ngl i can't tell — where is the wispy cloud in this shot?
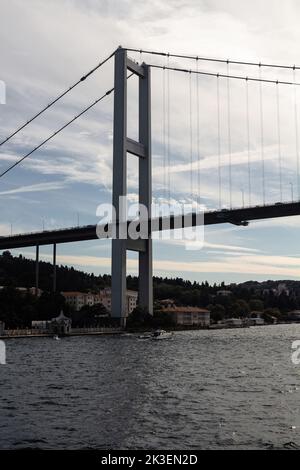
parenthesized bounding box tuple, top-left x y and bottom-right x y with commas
(19, 250, 300, 279)
(1, 0, 300, 281)
(0, 181, 67, 196)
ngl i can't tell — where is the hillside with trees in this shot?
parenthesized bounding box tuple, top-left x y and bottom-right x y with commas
(0, 251, 300, 328)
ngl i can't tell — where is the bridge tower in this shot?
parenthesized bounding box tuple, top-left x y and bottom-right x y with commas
(111, 47, 153, 326)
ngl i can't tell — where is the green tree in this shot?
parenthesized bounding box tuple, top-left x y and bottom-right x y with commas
(210, 304, 226, 322)
(126, 306, 153, 328)
(231, 299, 250, 318)
(249, 299, 264, 312)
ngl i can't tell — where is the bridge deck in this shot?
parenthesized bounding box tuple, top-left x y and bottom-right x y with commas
(0, 202, 299, 250)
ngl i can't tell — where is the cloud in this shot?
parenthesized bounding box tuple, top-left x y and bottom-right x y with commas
(160, 237, 260, 253)
(1, 0, 300, 281)
(17, 249, 300, 279)
(0, 181, 66, 196)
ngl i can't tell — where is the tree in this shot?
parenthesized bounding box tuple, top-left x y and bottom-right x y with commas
(231, 299, 250, 318)
(210, 304, 226, 322)
(152, 310, 176, 328)
(72, 303, 109, 327)
(262, 308, 281, 324)
(126, 306, 153, 328)
(249, 299, 264, 312)
(36, 292, 66, 320)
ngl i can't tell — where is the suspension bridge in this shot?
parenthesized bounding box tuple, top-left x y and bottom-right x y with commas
(1, 46, 300, 325)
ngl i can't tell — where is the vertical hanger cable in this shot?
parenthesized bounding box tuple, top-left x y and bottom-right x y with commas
(276, 83, 283, 202)
(167, 55, 171, 203)
(227, 62, 232, 208)
(196, 59, 201, 208)
(293, 68, 300, 201)
(246, 79, 252, 206)
(217, 76, 222, 209)
(259, 65, 266, 205)
(162, 67, 166, 201)
(189, 72, 193, 205)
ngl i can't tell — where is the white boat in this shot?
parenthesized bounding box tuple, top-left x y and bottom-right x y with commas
(138, 333, 152, 340)
(151, 330, 173, 340)
(53, 335, 60, 341)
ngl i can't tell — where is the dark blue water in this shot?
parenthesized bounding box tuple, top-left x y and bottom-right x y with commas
(1, 325, 300, 450)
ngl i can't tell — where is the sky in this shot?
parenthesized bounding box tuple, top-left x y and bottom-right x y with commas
(1, 0, 300, 283)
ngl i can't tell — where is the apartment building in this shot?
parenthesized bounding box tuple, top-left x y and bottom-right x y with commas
(161, 300, 210, 327)
(62, 288, 138, 314)
(99, 288, 138, 316)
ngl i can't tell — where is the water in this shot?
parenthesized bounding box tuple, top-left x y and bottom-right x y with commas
(1, 325, 300, 450)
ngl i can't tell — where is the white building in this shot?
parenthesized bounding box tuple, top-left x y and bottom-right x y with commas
(248, 311, 265, 326)
(248, 317, 265, 326)
(62, 292, 89, 311)
(99, 288, 138, 316)
(0, 286, 42, 297)
(161, 303, 210, 327)
(51, 311, 72, 336)
(62, 288, 138, 315)
(32, 320, 51, 330)
(217, 290, 233, 297)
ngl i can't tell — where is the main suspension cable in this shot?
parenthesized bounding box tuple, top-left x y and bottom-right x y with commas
(148, 64, 300, 86)
(125, 47, 300, 71)
(0, 50, 116, 147)
(0, 80, 123, 179)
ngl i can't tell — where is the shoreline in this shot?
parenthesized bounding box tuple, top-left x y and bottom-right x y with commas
(0, 330, 124, 340)
(1, 321, 299, 340)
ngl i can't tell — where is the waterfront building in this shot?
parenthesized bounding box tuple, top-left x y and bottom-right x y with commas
(50, 311, 72, 335)
(222, 318, 243, 328)
(0, 286, 43, 297)
(247, 317, 265, 326)
(160, 303, 210, 327)
(286, 310, 300, 323)
(247, 311, 265, 326)
(32, 320, 51, 330)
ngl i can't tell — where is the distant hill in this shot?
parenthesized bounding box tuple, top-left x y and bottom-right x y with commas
(0, 251, 110, 292)
(1, 251, 300, 328)
(238, 280, 300, 294)
(1, 250, 300, 307)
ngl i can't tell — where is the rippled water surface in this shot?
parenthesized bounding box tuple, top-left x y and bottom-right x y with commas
(1, 325, 300, 449)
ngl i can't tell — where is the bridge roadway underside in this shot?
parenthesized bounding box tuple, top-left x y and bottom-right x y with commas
(0, 202, 299, 250)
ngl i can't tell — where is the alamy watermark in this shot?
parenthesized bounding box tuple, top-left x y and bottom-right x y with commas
(96, 198, 204, 251)
(0, 341, 6, 365)
(0, 80, 6, 104)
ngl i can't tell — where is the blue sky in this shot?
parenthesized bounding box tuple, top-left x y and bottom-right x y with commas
(1, 0, 300, 283)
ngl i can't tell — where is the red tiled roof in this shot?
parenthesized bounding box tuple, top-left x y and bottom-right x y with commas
(61, 292, 86, 296)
